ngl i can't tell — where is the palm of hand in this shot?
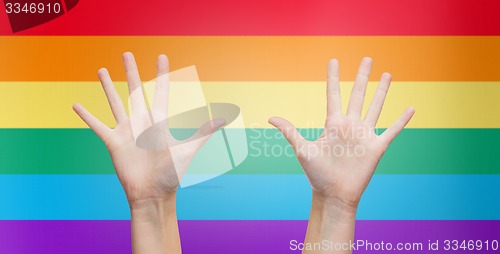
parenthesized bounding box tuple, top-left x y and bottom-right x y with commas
(299, 116, 385, 206)
(104, 119, 180, 203)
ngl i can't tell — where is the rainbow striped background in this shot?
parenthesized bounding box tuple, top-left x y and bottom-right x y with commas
(1, 0, 500, 253)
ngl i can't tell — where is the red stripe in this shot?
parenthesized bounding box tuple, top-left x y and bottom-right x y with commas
(60, 0, 68, 13)
(1, 0, 499, 35)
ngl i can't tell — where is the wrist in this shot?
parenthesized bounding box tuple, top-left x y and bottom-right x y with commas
(129, 193, 181, 253)
(312, 192, 358, 221)
(128, 190, 177, 209)
(130, 194, 177, 224)
(304, 192, 358, 247)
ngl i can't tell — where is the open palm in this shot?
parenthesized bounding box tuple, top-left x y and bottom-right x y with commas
(73, 52, 224, 206)
(270, 57, 414, 208)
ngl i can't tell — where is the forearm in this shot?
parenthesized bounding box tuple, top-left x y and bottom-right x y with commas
(303, 193, 357, 254)
(130, 195, 181, 254)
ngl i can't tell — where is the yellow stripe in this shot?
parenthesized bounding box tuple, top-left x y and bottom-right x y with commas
(1, 82, 499, 128)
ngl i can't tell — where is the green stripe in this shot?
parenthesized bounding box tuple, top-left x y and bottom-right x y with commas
(221, 129, 236, 168)
(0, 128, 498, 174)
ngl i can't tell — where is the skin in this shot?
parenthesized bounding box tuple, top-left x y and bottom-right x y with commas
(269, 57, 415, 253)
(73, 52, 224, 254)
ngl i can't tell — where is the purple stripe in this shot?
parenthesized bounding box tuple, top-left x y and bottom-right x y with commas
(0, 220, 499, 253)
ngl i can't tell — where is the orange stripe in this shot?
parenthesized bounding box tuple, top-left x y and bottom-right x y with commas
(1, 36, 499, 81)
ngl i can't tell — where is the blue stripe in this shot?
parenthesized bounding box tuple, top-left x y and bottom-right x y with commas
(0, 174, 498, 220)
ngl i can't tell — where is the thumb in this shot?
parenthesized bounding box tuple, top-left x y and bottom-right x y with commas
(183, 118, 226, 150)
(268, 117, 305, 150)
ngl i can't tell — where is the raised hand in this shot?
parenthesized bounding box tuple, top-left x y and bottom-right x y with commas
(73, 52, 224, 254)
(270, 57, 414, 253)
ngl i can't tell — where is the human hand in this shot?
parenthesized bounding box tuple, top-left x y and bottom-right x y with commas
(269, 57, 414, 211)
(73, 52, 225, 208)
